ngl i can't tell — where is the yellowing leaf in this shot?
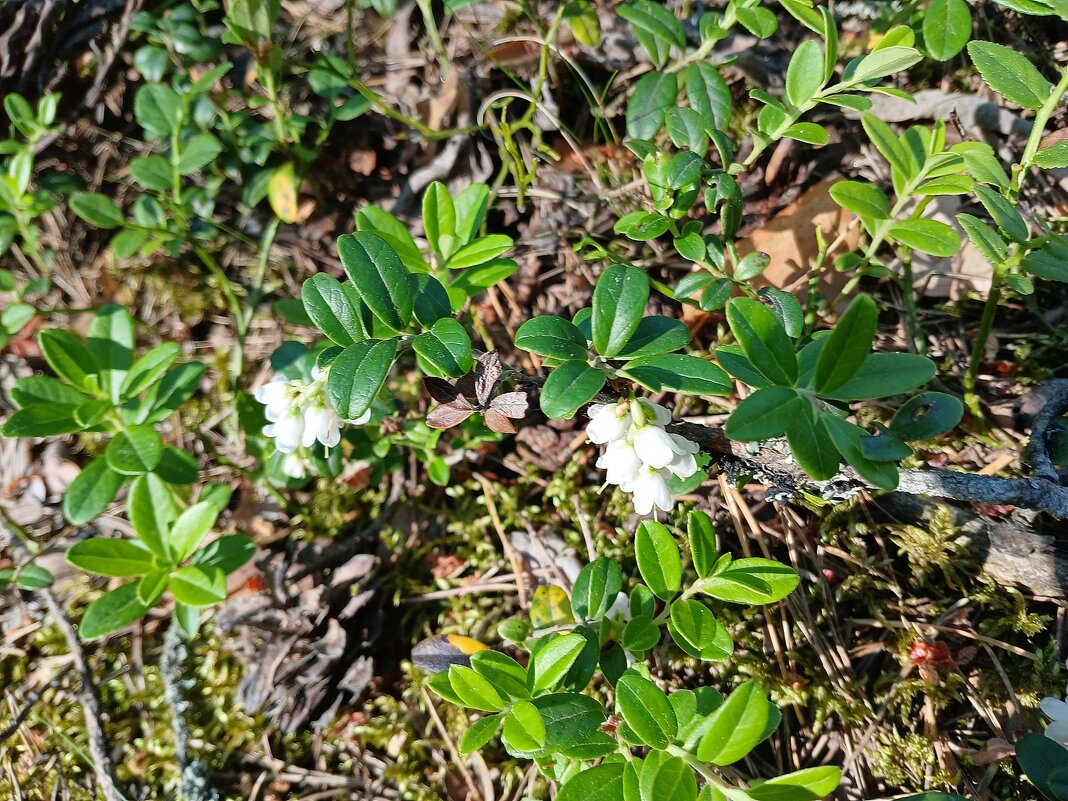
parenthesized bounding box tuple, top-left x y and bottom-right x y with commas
(268, 162, 299, 223)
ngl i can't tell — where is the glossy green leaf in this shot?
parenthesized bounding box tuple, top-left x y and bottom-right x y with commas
(747, 766, 842, 801)
(592, 264, 649, 358)
(635, 520, 682, 600)
(448, 664, 506, 712)
(337, 232, 413, 331)
(106, 425, 164, 475)
(814, 294, 877, 393)
(539, 359, 605, 419)
(38, 328, 98, 391)
(973, 184, 1029, 243)
(824, 352, 936, 399)
(686, 62, 732, 131)
(957, 213, 1009, 264)
(851, 46, 923, 82)
(529, 632, 587, 693)
(459, 715, 500, 754)
(168, 501, 219, 563)
(67, 538, 156, 577)
(668, 599, 733, 660)
(688, 510, 718, 579)
(423, 181, 457, 257)
(502, 700, 546, 752)
(785, 405, 840, 480)
(888, 218, 961, 256)
(617, 316, 691, 358)
(470, 650, 529, 700)
(627, 71, 678, 140)
(622, 615, 661, 651)
(622, 354, 731, 395)
(616, 674, 676, 748)
(725, 298, 797, 386)
(70, 193, 124, 229)
(725, 386, 803, 441)
(697, 681, 770, 765)
(515, 315, 588, 360)
(786, 40, 825, 107)
(192, 535, 256, 575)
(557, 763, 626, 801)
(890, 391, 964, 440)
(121, 343, 182, 398)
(327, 338, 397, 420)
(413, 318, 473, 378)
(302, 273, 370, 346)
(177, 133, 223, 174)
(64, 459, 125, 525)
(80, 582, 149, 639)
(168, 564, 226, 607)
(571, 557, 622, 621)
(923, 0, 972, 60)
(128, 473, 177, 560)
(829, 180, 890, 220)
(639, 751, 697, 801)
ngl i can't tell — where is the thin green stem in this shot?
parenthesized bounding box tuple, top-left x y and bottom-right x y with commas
(964, 261, 1008, 418)
(1013, 66, 1068, 197)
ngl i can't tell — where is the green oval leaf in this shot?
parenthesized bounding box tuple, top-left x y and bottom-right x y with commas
(67, 538, 157, 577)
(968, 40, 1052, 110)
(539, 359, 606, 419)
(725, 386, 803, 441)
(814, 294, 877, 393)
(616, 674, 677, 748)
(64, 459, 125, 526)
(621, 353, 731, 395)
(697, 681, 770, 765)
(337, 232, 413, 331)
(923, 0, 972, 61)
(592, 265, 649, 358)
(327, 338, 398, 420)
(168, 564, 227, 607)
(635, 520, 682, 600)
(413, 318, 473, 378)
(105, 425, 164, 475)
(80, 582, 150, 640)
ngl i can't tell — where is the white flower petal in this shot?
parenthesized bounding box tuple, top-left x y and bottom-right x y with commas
(1046, 719, 1068, 746)
(630, 468, 673, 515)
(586, 402, 630, 444)
(598, 440, 643, 487)
(632, 425, 678, 469)
(1040, 697, 1068, 722)
(282, 453, 309, 479)
(271, 410, 305, 453)
(666, 449, 698, 479)
(635, 399, 672, 427)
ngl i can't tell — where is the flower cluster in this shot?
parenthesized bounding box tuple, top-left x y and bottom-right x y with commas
(254, 366, 370, 476)
(586, 398, 700, 515)
(1041, 660, 1068, 747)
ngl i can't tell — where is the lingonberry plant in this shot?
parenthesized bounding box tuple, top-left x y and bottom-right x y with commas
(4, 0, 1068, 797)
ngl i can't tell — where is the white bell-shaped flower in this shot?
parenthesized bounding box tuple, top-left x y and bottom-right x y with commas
(255, 376, 293, 423)
(627, 466, 675, 515)
(597, 439, 644, 487)
(282, 451, 313, 479)
(584, 395, 701, 516)
(1041, 695, 1068, 746)
(632, 424, 681, 469)
(265, 407, 305, 453)
(302, 403, 343, 449)
(586, 402, 631, 444)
